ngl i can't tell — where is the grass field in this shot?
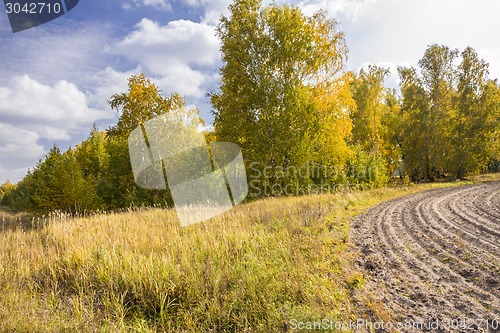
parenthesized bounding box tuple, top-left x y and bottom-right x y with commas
(0, 176, 497, 332)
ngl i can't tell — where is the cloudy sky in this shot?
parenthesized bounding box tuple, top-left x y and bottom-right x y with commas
(0, 0, 499, 183)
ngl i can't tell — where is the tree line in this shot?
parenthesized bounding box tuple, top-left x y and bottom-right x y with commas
(1, 0, 499, 214)
(1, 75, 184, 213)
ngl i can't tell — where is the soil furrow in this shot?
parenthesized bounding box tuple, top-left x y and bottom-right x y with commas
(351, 182, 500, 333)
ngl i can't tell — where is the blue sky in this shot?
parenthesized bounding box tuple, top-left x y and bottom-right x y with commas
(1, 0, 499, 183)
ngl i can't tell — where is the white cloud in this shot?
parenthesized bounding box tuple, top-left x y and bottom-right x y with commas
(307, 0, 500, 83)
(0, 124, 44, 160)
(478, 48, 500, 83)
(296, 0, 379, 22)
(181, 0, 231, 24)
(0, 76, 115, 182)
(115, 19, 219, 67)
(0, 75, 112, 140)
(0, 124, 45, 182)
(123, 0, 172, 11)
(87, 66, 142, 113)
(357, 61, 408, 90)
(0, 165, 30, 184)
(0, 22, 112, 87)
(143, 0, 171, 10)
(154, 65, 208, 98)
(110, 18, 220, 98)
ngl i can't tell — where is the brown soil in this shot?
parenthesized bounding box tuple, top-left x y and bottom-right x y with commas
(351, 182, 500, 333)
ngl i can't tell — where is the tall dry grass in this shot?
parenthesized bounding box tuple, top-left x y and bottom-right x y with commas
(0, 178, 486, 332)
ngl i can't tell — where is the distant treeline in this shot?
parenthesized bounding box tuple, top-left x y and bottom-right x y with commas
(1, 0, 499, 214)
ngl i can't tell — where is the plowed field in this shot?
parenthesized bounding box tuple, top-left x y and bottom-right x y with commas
(352, 182, 500, 332)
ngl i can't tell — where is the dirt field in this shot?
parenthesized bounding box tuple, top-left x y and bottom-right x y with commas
(351, 181, 499, 332)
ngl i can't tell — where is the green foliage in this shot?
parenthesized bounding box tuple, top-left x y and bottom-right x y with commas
(399, 45, 499, 180)
(398, 66, 429, 180)
(7, 146, 97, 214)
(399, 45, 458, 180)
(451, 47, 497, 178)
(381, 90, 404, 176)
(350, 65, 402, 179)
(350, 65, 390, 155)
(212, 0, 356, 195)
(345, 146, 389, 188)
(483, 80, 500, 172)
(0, 181, 16, 206)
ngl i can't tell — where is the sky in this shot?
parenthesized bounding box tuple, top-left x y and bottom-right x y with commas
(0, 0, 499, 183)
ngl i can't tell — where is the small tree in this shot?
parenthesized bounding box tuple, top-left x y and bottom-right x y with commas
(107, 74, 185, 139)
(104, 74, 202, 208)
(350, 65, 390, 156)
(452, 47, 493, 178)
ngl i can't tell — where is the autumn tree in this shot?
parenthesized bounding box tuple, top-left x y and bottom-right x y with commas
(350, 65, 390, 155)
(418, 45, 458, 179)
(398, 66, 428, 179)
(451, 47, 495, 178)
(105, 74, 201, 207)
(4, 145, 95, 213)
(211, 0, 354, 193)
(398, 45, 457, 180)
(399, 45, 498, 180)
(381, 89, 404, 176)
(0, 181, 16, 207)
(482, 80, 500, 172)
(108, 74, 186, 139)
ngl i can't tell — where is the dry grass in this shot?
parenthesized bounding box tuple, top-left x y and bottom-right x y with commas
(0, 176, 493, 332)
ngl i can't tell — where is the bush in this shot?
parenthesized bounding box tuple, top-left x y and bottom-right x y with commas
(345, 147, 389, 188)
